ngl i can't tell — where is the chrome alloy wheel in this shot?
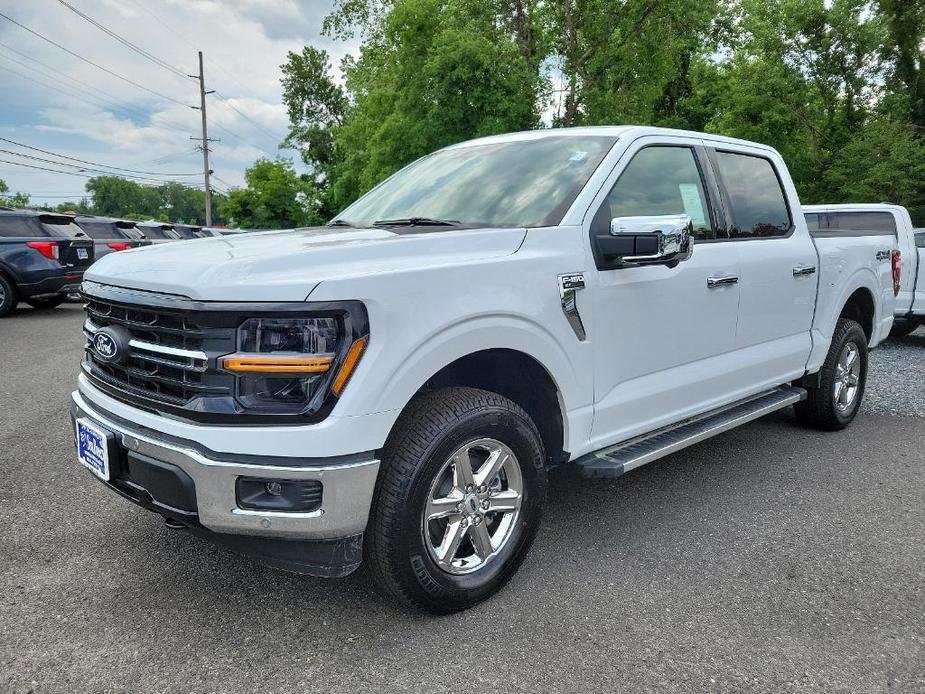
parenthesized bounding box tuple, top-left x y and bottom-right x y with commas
(833, 341, 862, 412)
(0, 282, 5, 304)
(422, 438, 523, 575)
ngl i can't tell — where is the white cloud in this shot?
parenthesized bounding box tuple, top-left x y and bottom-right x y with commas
(0, 0, 358, 203)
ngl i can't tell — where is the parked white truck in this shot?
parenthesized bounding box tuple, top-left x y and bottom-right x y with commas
(804, 204, 923, 336)
(72, 127, 900, 612)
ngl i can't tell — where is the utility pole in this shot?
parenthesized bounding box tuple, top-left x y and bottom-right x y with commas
(190, 51, 217, 226)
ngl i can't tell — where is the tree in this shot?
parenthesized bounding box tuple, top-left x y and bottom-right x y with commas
(218, 159, 320, 229)
(282, 0, 544, 214)
(0, 178, 31, 208)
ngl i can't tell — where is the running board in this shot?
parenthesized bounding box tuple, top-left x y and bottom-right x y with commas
(576, 386, 807, 479)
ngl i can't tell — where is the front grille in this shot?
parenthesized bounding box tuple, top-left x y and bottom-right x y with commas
(82, 293, 237, 408)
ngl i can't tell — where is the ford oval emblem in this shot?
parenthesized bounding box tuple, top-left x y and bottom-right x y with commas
(93, 330, 121, 362)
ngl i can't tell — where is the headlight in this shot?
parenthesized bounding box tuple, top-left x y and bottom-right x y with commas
(220, 314, 368, 415)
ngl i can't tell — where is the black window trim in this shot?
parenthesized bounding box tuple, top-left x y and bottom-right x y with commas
(588, 143, 721, 270)
(702, 147, 795, 243)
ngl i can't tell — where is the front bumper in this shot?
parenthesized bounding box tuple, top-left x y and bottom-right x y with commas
(70, 389, 380, 576)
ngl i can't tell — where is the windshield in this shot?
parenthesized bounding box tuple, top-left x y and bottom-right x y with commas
(336, 134, 617, 229)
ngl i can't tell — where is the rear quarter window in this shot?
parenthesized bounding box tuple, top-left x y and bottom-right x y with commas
(915, 232, 925, 249)
(0, 216, 48, 238)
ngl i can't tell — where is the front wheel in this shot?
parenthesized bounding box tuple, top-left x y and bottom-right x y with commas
(25, 296, 66, 310)
(366, 387, 547, 613)
(795, 318, 868, 431)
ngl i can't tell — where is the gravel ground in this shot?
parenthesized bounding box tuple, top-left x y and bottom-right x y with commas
(1, 304, 924, 694)
(865, 325, 925, 417)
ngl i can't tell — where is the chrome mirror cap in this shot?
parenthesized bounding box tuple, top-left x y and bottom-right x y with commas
(609, 214, 694, 266)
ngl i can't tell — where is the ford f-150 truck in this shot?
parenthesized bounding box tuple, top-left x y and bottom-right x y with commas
(71, 127, 899, 613)
(804, 204, 923, 336)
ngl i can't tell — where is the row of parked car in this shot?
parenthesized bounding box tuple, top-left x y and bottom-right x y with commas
(0, 209, 246, 317)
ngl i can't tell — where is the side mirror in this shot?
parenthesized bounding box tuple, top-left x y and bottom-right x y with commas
(597, 214, 694, 267)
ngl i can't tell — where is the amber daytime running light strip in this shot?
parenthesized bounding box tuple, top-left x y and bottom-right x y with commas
(221, 354, 335, 374)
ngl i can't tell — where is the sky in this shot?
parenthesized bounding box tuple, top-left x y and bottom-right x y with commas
(0, 0, 357, 205)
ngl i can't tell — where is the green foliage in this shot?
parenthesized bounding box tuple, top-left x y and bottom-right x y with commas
(282, 0, 544, 216)
(218, 159, 320, 229)
(82, 176, 223, 224)
(0, 178, 31, 208)
(269, 0, 925, 224)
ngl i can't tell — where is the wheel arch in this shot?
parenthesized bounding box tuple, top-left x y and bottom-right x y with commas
(839, 286, 875, 342)
(400, 348, 567, 467)
(349, 315, 582, 468)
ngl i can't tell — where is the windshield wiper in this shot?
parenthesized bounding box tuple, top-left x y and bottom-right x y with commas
(326, 219, 356, 227)
(373, 217, 460, 227)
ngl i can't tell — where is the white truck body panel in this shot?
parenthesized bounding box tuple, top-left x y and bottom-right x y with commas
(77, 128, 898, 507)
(804, 203, 920, 321)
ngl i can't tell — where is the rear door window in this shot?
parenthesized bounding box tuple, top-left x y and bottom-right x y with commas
(713, 151, 792, 238)
(0, 215, 48, 237)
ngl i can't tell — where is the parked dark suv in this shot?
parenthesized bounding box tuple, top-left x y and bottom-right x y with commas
(75, 216, 151, 259)
(0, 210, 95, 317)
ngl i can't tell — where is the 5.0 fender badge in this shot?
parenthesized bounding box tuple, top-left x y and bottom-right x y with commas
(558, 273, 586, 341)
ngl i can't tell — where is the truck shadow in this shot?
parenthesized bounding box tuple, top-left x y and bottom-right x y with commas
(114, 407, 839, 629)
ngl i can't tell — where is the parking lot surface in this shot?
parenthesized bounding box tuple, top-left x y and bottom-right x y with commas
(1, 304, 923, 693)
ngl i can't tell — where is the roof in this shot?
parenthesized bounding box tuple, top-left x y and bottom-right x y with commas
(445, 125, 780, 155)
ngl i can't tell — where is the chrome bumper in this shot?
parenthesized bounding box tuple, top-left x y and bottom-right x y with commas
(71, 390, 380, 540)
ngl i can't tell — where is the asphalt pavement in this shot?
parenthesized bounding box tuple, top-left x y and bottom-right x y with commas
(1, 303, 923, 693)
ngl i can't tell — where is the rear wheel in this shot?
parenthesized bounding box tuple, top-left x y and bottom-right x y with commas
(25, 296, 65, 310)
(0, 274, 17, 318)
(795, 318, 868, 431)
(366, 387, 547, 613)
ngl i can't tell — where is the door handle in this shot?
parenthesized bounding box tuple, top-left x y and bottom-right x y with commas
(707, 275, 739, 288)
(792, 265, 817, 276)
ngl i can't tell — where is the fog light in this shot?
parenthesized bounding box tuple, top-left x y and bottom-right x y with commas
(236, 477, 323, 512)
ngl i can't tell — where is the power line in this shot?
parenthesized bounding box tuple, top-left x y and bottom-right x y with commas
(212, 90, 286, 143)
(0, 9, 193, 107)
(0, 151, 202, 185)
(0, 136, 200, 176)
(0, 46, 194, 136)
(54, 0, 191, 80)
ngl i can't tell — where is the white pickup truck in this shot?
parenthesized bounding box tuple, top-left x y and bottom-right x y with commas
(71, 127, 899, 613)
(804, 204, 923, 336)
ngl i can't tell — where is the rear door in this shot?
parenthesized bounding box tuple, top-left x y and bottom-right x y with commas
(708, 147, 817, 389)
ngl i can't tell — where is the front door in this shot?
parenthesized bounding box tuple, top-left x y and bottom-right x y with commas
(586, 137, 741, 450)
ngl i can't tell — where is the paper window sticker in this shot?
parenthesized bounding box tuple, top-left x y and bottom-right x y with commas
(678, 183, 707, 227)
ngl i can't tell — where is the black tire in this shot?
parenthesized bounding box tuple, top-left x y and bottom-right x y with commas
(890, 318, 922, 338)
(366, 387, 547, 613)
(25, 296, 65, 310)
(0, 274, 17, 318)
(794, 318, 868, 431)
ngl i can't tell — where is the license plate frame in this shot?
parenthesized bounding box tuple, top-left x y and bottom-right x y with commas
(76, 417, 112, 481)
(76, 248, 89, 260)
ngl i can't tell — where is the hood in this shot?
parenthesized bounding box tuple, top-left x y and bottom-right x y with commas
(84, 225, 527, 301)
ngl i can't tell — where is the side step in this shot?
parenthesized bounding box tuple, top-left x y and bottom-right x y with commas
(575, 386, 807, 479)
